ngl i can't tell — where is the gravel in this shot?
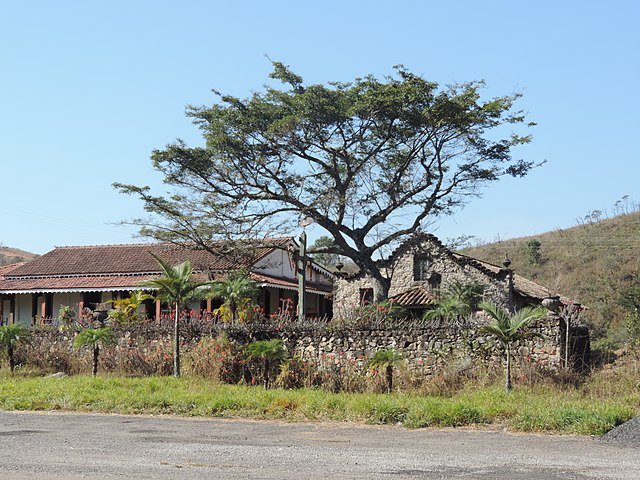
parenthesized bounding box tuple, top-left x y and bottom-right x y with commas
(600, 416, 640, 448)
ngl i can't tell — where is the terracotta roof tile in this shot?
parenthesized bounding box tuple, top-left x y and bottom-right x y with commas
(0, 274, 159, 293)
(5, 239, 293, 278)
(388, 285, 438, 307)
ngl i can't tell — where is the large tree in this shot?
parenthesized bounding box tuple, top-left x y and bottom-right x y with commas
(116, 63, 537, 300)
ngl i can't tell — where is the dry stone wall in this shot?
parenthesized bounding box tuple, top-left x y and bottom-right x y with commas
(20, 314, 565, 376)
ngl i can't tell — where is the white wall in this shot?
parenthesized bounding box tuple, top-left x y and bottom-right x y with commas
(254, 249, 295, 278)
(14, 294, 32, 326)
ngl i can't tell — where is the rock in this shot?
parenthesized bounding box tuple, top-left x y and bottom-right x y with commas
(45, 372, 67, 379)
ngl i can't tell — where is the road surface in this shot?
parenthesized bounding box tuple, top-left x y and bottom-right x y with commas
(0, 411, 637, 479)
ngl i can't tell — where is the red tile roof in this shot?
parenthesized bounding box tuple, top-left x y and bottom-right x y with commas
(0, 239, 298, 294)
(388, 285, 438, 307)
(5, 239, 293, 277)
(0, 274, 160, 293)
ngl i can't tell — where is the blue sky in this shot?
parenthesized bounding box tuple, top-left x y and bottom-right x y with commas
(1, 1, 638, 254)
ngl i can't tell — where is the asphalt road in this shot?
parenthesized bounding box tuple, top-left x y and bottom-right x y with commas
(0, 411, 638, 480)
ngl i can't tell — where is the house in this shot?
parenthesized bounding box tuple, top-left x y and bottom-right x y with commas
(334, 233, 578, 313)
(0, 238, 333, 326)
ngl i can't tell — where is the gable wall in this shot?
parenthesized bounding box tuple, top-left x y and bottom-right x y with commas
(334, 238, 511, 311)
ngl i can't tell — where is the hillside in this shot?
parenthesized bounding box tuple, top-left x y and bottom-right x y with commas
(0, 246, 37, 267)
(460, 211, 640, 344)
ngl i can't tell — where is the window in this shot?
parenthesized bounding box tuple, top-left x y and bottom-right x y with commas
(413, 254, 431, 281)
(359, 288, 374, 305)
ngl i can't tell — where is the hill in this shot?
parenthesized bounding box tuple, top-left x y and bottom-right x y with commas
(0, 246, 37, 267)
(460, 211, 640, 345)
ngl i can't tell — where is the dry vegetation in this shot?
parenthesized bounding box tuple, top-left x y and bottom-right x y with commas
(461, 209, 640, 346)
(0, 246, 37, 267)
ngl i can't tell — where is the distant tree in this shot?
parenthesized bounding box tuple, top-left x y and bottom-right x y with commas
(116, 62, 538, 301)
(524, 239, 542, 265)
(141, 255, 209, 377)
(309, 236, 339, 267)
(73, 327, 115, 377)
(0, 324, 31, 374)
(479, 302, 547, 392)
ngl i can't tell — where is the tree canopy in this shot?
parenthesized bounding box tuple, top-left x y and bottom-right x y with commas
(116, 62, 537, 300)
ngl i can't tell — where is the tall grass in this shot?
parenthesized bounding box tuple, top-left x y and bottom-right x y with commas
(1, 366, 637, 436)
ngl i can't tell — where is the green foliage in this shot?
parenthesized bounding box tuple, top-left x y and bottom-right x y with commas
(479, 303, 547, 392)
(0, 370, 637, 436)
(309, 235, 339, 267)
(58, 305, 78, 332)
(626, 308, 640, 358)
(446, 280, 485, 310)
(73, 327, 116, 377)
(107, 291, 155, 325)
(524, 238, 542, 265)
(116, 62, 536, 302)
(141, 254, 211, 377)
(423, 281, 485, 324)
(209, 270, 258, 323)
(423, 296, 472, 324)
(246, 339, 288, 388)
(0, 324, 32, 373)
(368, 348, 405, 393)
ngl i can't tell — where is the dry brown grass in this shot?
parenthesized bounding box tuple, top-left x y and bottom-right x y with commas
(461, 211, 640, 345)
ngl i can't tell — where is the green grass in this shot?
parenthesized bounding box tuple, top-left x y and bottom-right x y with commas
(1, 370, 638, 436)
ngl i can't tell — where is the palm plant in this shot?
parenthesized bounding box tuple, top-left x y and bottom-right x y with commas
(245, 339, 288, 388)
(141, 254, 209, 377)
(423, 281, 485, 324)
(423, 296, 471, 324)
(447, 280, 485, 311)
(368, 348, 405, 393)
(73, 327, 115, 377)
(478, 302, 547, 392)
(107, 291, 155, 325)
(0, 324, 32, 373)
(209, 270, 258, 323)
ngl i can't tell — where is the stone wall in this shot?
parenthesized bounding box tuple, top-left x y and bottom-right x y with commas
(281, 315, 562, 372)
(20, 314, 565, 375)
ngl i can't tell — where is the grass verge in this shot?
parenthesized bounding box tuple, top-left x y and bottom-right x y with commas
(1, 371, 638, 435)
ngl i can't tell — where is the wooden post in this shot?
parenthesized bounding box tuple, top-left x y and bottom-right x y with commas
(9, 296, 15, 325)
(206, 298, 212, 313)
(40, 298, 47, 325)
(155, 299, 162, 324)
(297, 230, 307, 322)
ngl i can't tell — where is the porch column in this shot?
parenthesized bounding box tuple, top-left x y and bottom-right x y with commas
(155, 299, 161, 323)
(40, 297, 47, 325)
(0, 297, 4, 326)
(9, 296, 15, 325)
(31, 293, 38, 326)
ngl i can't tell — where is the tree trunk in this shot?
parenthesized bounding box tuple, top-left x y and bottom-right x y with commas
(173, 302, 180, 377)
(8, 345, 15, 374)
(505, 347, 512, 392)
(263, 357, 270, 389)
(92, 345, 99, 377)
(371, 275, 391, 303)
(385, 365, 393, 393)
